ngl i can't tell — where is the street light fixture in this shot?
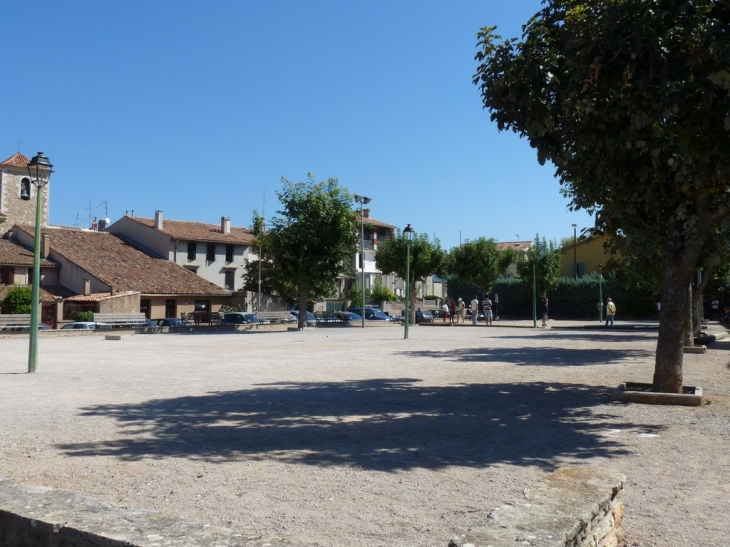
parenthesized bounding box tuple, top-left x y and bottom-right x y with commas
(598, 263, 604, 322)
(403, 224, 414, 339)
(353, 194, 371, 329)
(24, 152, 53, 374)
(572, 223, 577, 280)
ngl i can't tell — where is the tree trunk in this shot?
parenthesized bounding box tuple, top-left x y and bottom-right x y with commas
(653, 241, 702, 393)
(297, 289, 309, 329)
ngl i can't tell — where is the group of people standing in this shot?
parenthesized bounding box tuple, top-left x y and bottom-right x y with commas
(439, 295, 496, 325)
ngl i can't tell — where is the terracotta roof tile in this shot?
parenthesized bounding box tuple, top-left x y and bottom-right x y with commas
(496, 241, 532, 251)
(0, 285, 61, 303)
(0, 238, 56, 267)
(65, 290, 140, 302)
(129, 217, 255, 244)
(0, 152, 30, 168)
(18, 226, 229, 296)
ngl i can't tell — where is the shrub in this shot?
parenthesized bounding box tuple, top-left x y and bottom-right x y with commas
(74, 311, 94, 322)
(1, 287, 32, 314)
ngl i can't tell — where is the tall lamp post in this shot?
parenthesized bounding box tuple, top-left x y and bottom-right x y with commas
(572, 223, 577, 280)
(24, 152, 54, 374)
(353, 194, 371, 329)
(598, 263, 604, 322)
(403, 224, 414, 339)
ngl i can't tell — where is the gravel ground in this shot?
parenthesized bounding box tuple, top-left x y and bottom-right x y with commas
(1, 322, 729, 547)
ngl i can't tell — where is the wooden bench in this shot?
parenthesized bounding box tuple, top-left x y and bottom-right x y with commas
(257, 311, 295, 323)
(0, 314, 32, 327)
(93, 313, 147, 328)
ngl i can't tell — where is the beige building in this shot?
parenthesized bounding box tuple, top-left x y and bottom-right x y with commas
(0, 152, 50, 231)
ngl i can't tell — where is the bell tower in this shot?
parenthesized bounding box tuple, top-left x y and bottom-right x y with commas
(0, 152, 50, 233)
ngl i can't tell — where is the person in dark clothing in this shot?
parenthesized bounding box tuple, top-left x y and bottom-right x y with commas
(541, 297, 549, 327)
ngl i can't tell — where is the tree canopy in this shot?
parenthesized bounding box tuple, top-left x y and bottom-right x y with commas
(375, 230, 447, 322)
(515, 235, 562, 299)
(474, 0, 730, 392)
(248, 174, 358, 328)
(450, 237, 516, 296)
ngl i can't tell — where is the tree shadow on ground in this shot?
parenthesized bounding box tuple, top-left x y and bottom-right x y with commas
(493, 332, 656, 343)
(58, 379, 661, 471)
(398, 346, 653, 366)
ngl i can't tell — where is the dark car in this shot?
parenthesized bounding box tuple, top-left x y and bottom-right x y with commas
(155, 318, 194, 328)
(290, 310, 317, 327)
(348, 308, 394, 321)
(415, 310, 434, 324)
(2, 322, 53, 332)
(219, 312, 261, 325)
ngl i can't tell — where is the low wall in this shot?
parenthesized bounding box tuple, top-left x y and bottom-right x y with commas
(0, 478, 303, 547)
(449, 467, 626, 547)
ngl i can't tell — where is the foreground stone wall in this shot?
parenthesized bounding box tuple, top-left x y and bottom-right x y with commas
(0, 479, 305, 547)
(449, 467, 626, 547)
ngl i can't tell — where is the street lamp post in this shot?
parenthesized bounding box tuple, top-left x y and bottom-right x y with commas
(24, 152, 53, 374)
(572, 223, 577, 280)
(403, 224, 414, 339)
(598, 263, 604, 322)
(353, 194, 371, 329)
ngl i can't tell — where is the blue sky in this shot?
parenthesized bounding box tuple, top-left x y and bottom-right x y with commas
(4, 1, 593, 251)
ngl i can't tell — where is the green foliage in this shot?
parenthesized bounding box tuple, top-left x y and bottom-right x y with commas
(474, 0, 730, 390)
(515, 235, 562, 298)
(443, 276, 481, 302)
(449, 237, 516, 294)
(347, 283, 371, 308)
(245, 174, 358, 326)
(1, 286, 31, 314)
(370, 279, 398, 303)
(493, 274, 656, 319)
(74, 310, 94, 322)
(376, 230, 447, 320)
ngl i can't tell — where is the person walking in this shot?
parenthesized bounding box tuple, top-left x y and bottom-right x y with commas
(541, 297, 549, 327)
(605, 298, 616, 326)
(482, 294, 493, 326)
(442, 301, 449, 324)
(470, 295, 480, 325)
(449, 298, 457, 325)
(457, 298, 465, 323)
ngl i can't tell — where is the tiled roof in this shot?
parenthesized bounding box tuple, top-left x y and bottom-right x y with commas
(65, 290, 140, 302)
(0, 152, 30, 168)
(18, 226, 229, 296)
(0, 238, 56, 267)
(496, 241, 532, 252)
(128, 217, 255, 244)
(0, 285, 61, 303)
(360, 214, 394, 229)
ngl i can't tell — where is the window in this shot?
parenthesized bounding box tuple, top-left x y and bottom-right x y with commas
(225, 244, 234, 263)
(165, 299, 176, 318)
(225, 271, 235, 290)
(187, 241, 196, 260)
(206, 243, 216, 262)
(0, 267, 12, 285)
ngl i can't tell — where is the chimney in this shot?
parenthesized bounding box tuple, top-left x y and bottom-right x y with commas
(83, 279, 91, 296)
(98, 218, 107, 230)
(363, 209, 371, 219)
(154, 210, 163, 229)
(221, 216, 231, 234)
(41, 233, 50, 259)
(110, 285, 116, 296)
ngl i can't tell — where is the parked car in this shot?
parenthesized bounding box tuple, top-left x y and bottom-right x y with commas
(218, 312, 261, 325)
(340, 311, 363, 322)
(349, 308, 395, 321)
(2, 323, 53, 332)
(155, 318, 194, 328)
(415, 310, 434, 324)
(60, 322, 112, 330)
(290, 309, 317, 327)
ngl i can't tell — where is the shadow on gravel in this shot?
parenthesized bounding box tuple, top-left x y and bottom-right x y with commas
(58, 379, 661, 471)
(399, 346, 653, 366)
(493, 332, 656, 343)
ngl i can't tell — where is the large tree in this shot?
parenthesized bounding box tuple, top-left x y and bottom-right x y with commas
(375, 230, 447, 324)
(251, 174, 358, 328)
(450, 237, 516, 296)
(474, 0, 730, 392)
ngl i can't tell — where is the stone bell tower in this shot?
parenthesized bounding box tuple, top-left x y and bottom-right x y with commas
(0, 152, 51, 234)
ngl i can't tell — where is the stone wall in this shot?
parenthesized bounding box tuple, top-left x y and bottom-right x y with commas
(0, 478, 304, 547)
(449, 467, 625, 547)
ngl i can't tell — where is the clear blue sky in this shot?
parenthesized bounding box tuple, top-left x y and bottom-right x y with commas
(4, 1, 593, 251)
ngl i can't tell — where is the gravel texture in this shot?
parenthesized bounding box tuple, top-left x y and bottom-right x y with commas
(1, 321, 729, 547)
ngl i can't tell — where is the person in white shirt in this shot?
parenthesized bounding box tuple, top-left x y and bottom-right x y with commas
(470, 296, 480, 325)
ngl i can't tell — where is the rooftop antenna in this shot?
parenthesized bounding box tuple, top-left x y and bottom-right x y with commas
(73, 213, 81, 227)
(96, 200, 110, 223)
(85, 201, 93, 228)
(515, 234, 519, 241)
